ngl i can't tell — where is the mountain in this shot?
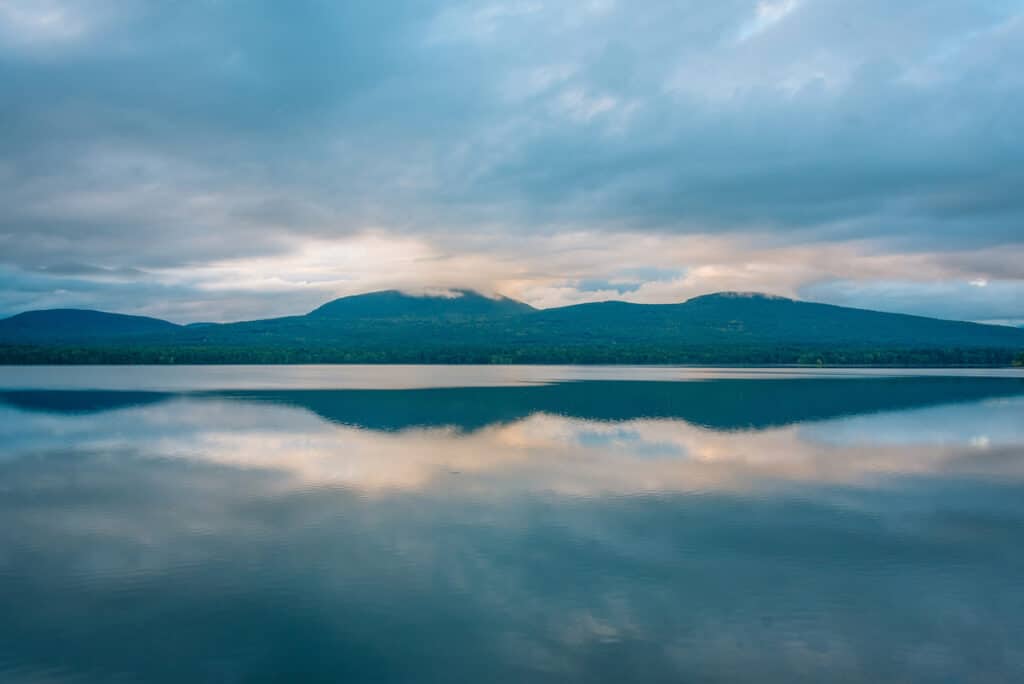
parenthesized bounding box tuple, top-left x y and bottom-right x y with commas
(2, 290, 1023, 365)
(308, 289, 534, 319)
(520, 291, 1024, 349)
(670, 292, 1024, 348)
(0, 309, 180, 343)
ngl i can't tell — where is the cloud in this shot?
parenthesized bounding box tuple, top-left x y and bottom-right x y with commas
(0, 0, 1021, 321)
(0, 0, 100, 50)
(735, 0, 801, 43)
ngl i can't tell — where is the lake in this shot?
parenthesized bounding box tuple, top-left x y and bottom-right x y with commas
(2, 366, 1023, 682)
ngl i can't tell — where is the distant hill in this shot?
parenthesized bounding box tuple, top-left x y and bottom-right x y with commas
(507, 291, 1024, 349)
(308, 289, 534, 319)
(1, 290, 1023, 365)
(0, 309, 180, 343)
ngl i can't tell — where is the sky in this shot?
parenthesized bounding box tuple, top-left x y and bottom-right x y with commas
(0, 0, 1022, 324)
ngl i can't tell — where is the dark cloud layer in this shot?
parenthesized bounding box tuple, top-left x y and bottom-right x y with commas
(0, 1, 1021, 321)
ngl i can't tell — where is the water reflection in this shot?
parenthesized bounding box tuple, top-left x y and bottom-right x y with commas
(1, 377, 1023, 682)
(4, 375, 1023, 430)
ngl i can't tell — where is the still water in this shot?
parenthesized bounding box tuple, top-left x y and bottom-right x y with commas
(1, 367, 1023, 682)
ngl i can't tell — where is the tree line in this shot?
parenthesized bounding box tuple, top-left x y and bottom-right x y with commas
(1, 344, 1021, 366)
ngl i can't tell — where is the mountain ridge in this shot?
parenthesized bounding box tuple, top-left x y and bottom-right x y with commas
(307, 289, 535, 320)
(0, 308, 181, 342)
(1, 289, 1022, 365)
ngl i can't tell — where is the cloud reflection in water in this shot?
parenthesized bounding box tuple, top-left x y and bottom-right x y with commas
(1, 378, 1023, 682)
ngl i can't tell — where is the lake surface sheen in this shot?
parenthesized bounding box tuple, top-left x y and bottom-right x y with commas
(2, 366, 1023, 683)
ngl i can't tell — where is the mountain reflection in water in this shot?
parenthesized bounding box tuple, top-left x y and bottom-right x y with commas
(1, 374, 1022, 682)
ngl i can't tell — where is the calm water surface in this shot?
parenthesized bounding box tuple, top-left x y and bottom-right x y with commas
(1, 366, 1023, 682)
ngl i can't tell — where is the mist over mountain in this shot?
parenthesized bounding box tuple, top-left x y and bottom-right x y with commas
(1, 290, 1022, 365)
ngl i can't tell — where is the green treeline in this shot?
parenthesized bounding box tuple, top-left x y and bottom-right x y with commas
(0, 344, 1019, 366)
